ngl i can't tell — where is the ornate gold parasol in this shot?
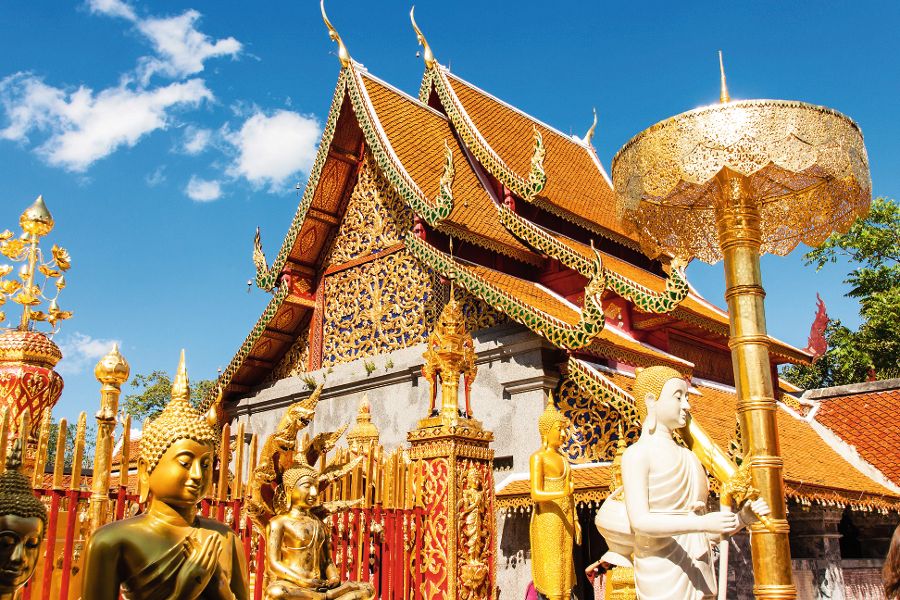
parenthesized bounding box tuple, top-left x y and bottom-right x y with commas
(611, 55, 871, 600)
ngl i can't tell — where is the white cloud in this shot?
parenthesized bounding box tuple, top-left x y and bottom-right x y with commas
(145, 165, 166, 186)
(185, 175, 222, 202)
(136, 10, 241, 83)
(181, 125, 211, 155)
(86, 0, 136, 21)
(226, 110, 320, 190)
(0, 73, 213, 172)
(57, 332, 122, 375)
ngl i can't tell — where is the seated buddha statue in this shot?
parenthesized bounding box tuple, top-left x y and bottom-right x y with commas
(265, 460, 374, 600)
(528, 396, 580, 600)
(0, 440, 47, 600)
(82, 351, 248, 600)
(620, 366, 768, 600)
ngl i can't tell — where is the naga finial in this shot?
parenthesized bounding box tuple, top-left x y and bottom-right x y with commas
(410, 6, 435, 69)
(320, 0, 350, 68)
(718, 50, 730, 103)
(583, 107, 598, 145)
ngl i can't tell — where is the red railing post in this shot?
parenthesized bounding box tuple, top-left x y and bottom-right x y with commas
(57, 489, 82, 599)
(36, 489, 61, 599)
(413, 507, 423, 600)
(373, 505, 382, 599)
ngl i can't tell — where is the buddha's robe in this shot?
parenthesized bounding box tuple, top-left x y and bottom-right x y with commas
(633, 444, 716, 600)
(530, 460, 575, 599)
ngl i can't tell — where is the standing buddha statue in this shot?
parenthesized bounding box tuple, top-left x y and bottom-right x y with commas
(618, 366, 768, 599)
(82, 351, 248, 599)
(0, 440, 47, 599)
(529, 396, 580, 600)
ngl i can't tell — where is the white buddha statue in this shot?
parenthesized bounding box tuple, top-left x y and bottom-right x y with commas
(615, 366, 768, 600)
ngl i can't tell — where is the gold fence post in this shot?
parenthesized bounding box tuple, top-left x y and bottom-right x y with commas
(90, 345, 130, 531)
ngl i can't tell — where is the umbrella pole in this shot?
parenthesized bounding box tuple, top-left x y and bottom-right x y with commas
(715, 168, 796, 600)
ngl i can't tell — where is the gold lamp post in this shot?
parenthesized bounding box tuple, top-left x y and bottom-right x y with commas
(0, 196, 74, 432)
(611, 56, 871, 599)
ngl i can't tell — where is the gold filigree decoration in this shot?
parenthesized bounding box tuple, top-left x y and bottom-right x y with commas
(322, 250, 438, 366)
(612, 100, 871, 263)
(556, 375, 638, 464)
(268, 328, 310, 383)
(328, 155, 414, 267)
(457, 464, 491, 600)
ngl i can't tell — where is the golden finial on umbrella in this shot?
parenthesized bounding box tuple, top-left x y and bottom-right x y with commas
(0, 196, 73, 334)
(611, 54, 871, 600)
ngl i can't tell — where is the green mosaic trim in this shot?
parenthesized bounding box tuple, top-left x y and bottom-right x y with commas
(567, 358, 639, 426)
(405, 233, 605, 350)
(420, 68, 546, 201)
(202, 284, 290, 409)
(499, 205, 689, 313)
(254, 70, 349, 292)
(346, 68, 453, 226)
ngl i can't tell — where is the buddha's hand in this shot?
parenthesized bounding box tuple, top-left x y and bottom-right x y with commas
(574, 520, 582, 545)
(172, 534, 223, 600)
(698, 511, 740, 535)
(739, 498, 771, 527)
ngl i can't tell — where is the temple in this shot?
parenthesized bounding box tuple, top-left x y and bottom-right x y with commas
(213, 14, 899, 599)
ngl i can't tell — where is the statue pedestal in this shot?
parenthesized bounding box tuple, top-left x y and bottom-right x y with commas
(408, 418, 495, 600)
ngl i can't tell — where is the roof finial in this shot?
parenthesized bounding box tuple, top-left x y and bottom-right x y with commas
(718, 50, 730, 103)
(320, 0, 350, 68)
(410, 6, 435, 69)
(583, 107, 598, 145)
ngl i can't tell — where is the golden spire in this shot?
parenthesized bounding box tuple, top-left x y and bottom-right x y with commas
(20, 195, 54, 237)
(320, 0, 350, 68)
(410, 6, 435, 69)
(718, 50, 730, 103)
(584, 108, 598, 145)
(172, 348, 190, 402)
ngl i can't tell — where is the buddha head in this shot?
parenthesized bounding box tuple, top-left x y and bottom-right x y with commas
(138, 351, 219, 505)
(537, 394, 569, 450)
(283, 461, 320, 510)
(0, 440, 46, 596)
(632, 366, 689, 434)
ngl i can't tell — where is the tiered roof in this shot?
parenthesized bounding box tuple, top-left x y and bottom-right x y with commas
(211, 12, 893, 511)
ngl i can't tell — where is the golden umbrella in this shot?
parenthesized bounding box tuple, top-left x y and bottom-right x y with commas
(611, 54, 871, 600)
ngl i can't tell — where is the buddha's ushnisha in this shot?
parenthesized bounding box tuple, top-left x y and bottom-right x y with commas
(82, 350, 248, 600)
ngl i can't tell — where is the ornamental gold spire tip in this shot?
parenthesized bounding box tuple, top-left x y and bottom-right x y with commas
(718, 50, 730, 103)
(320, 0, 350, 68)
(410, 6, 435, 69)
(172, 349, 189, 402)
(584, 108, 598, 144)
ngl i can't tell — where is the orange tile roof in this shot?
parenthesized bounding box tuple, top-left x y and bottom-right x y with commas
(443, 72, 635, 245)
(814, 386, 900, 485)
(111, 439, 141, 466)
(464, 263, 581, 326)
(359, 72, 535, 263)
(601, 371, 899, 508)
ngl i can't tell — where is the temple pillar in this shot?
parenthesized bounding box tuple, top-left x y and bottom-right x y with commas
(788, 504, 845, 600)
(408, 420, 495, 600)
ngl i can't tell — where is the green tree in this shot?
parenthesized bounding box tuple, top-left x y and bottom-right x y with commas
(123, 371, 216, 422)
(46, 418, 97, 471)
(782, 197, 900, 388)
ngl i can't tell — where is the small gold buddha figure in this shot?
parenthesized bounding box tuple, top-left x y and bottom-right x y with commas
(82, 351, 248, 600)
(0, 440, 46, 599)
(529, 396, 580, 600)
(265, 460, 374, 600)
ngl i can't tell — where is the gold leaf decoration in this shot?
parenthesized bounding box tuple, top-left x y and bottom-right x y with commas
(13, 291, 39, 306)
(0, 264, 12, 277)
(0, 230, 12, 241)
(0, 239, 25, 259)
(38, 265, 60, 278)
(0, 280, 21, 295)
(29, 311, 47, 322)
(51, 245, 71, 270)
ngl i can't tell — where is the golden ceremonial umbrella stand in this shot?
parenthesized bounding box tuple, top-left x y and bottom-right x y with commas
(611, 56, 871, 599)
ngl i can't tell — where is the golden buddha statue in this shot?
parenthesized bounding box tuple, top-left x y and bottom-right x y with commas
(264, 460, 374, 600)
(0, 440, 46, 599)
(529, 395, 580, 600)
(82, 351, 248, 600)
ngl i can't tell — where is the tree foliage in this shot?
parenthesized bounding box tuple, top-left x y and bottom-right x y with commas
(782, 198, 900, 388)
(46, 419, 97, 470)
(123, 371, 216, 423)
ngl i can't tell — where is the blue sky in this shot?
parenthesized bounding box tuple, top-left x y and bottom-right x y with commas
(2, 1, 898, 423)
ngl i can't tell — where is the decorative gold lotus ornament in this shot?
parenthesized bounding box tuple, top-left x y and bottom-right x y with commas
(0, 196, 73, 332)
(610, 54, 871, 600)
